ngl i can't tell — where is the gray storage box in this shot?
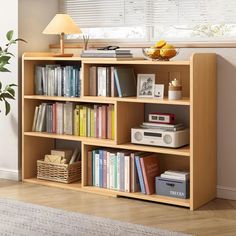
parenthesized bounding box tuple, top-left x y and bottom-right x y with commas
(155, 177, 190, 199)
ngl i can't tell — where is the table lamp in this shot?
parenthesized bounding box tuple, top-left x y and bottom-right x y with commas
(43, 14, 81, 57)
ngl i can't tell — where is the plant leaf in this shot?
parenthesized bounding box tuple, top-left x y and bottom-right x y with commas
(0, 93, 15, 100)
(0, 82, 2, 90)
(4, 100, 10, 115)
(6, 30, 14, 41)
(15, 38, 27, 43)
(0, 67, 10, 72)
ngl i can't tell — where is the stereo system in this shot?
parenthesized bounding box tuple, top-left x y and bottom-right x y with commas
(131, 128, 189, 148)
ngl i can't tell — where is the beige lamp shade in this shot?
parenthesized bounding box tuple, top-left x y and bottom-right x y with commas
(43, 14, 81, 35)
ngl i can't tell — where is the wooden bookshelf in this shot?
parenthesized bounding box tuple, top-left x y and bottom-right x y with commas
(22, 52, 216, 210)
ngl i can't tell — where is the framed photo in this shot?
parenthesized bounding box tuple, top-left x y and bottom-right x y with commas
(137, 74, 155, 98)
(154, 84, 164, 99)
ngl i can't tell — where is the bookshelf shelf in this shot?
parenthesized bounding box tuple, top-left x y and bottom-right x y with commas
(24, 178, 82, 191)
(24, 95, 116, 104)
(22, 52, 216, 210)
(83, 141, 190, 156)
(83, 96, 190, 106)
(24, 132, 116, 145)
(24, 95, 190, 106)
(82, 186, 190, 207)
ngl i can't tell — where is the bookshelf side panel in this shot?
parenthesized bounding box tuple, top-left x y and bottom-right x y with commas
(190, 53, 217, 210)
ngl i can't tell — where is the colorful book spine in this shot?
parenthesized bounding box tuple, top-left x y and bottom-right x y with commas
(99, 150, 103, 187)
(125, 155, 131, 192)
(135, 156, 146, 194)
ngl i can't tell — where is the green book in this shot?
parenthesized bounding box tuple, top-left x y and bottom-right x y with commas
(90, 108, 95, 137)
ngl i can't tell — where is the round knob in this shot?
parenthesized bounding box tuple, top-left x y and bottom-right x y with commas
(163, 134, 172, 144)
(134, 132, 143, 141)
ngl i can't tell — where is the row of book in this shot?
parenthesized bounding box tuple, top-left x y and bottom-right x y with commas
(87, 149, 160, 194)
(35, 65, 81, 97)
(32, 103, 115, 140)
(89, 66, 136, 98)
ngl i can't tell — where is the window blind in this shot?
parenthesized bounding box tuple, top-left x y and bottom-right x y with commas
(148, 0, 236, 25)
(60, 0, 236, 28)
(59, 0, 146, 28)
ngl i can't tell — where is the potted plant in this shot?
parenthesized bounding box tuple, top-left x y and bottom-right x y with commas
(0, 30, 26, 115)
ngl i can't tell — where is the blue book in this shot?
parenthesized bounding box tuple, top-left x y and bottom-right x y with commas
(99, 150, 103, 187)
(135, 156, 146, 194)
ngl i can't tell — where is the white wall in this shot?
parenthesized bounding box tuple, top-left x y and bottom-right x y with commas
(0, 0, 58, 181)
(0, 0, 19, 180)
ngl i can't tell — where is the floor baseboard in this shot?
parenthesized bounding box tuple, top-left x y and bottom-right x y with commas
(217, 185, 236, 200)
(0, 169, 21, 181)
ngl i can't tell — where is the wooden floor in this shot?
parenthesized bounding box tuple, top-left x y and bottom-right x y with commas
(0, 179, 236, 236)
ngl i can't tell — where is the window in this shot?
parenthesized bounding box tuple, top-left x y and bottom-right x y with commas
(60, 0, 236, 43)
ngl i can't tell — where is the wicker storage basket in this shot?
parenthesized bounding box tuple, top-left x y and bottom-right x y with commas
(37, 160, 81, 183)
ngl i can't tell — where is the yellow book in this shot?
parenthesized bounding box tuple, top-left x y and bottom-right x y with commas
(111, 105, 115, 140)
(83, 106, 87, 137)
(73, 108, 80, 136)
(90, 108, 95, 137)
(79, 106, 84, 136)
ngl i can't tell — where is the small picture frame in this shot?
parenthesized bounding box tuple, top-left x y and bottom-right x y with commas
(137, 74, 155, 98)
(154, 84, 164, 99)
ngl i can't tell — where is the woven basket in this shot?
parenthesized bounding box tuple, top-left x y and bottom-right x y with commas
(37, 160, 81, 184)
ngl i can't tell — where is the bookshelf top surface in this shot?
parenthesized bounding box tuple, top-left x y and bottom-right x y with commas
(22, 52, 190, 65)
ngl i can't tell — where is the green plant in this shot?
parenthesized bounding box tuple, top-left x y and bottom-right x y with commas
(0, 30, 26, 115)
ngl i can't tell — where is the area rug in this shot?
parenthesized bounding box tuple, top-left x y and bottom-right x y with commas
(0, 198, 190, 236)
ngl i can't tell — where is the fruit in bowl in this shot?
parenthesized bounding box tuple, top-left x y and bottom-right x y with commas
(143, 40, 178, 61)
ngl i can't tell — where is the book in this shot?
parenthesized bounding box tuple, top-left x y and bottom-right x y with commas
(140, 154, 160, 195)
(124, 155, 131, 192)
(114, 67, 136, 97)
(69, 146, 80, 164)
(32, 106, 39, 131)
(74, 107, 80, 136)
(99, 150, 104, 187)
(38, 103, 47, 132)
(130, 152, 142, 192)
(35, 66, 43, 95)
(103, 150, 107, 188)
(95, 152, 100, 187)
(97, 67, 107, 96)
(89, 66, 97, 96)
(87, 151, 93, 186)
(34, 65, 81, 97)
(135, 154, 147, 194)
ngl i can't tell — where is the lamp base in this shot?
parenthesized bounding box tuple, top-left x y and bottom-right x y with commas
(53, 53, 73, 57)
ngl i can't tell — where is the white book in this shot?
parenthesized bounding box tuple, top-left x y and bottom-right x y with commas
(117, 154, 121, 191)
(161, 173, 189, 181)
(35, 105, 42, 132)
(95, 153, 100, 187)
(142, 122, 184, 128)
(39, 103, 47, 132)
(124, 155, 131, 192)
(109, 153, 115, 189)
(164, 170, 190, 177)
(56, 103, 64, 134)
(63, 102, 73, 135)
(57, 67, 62, 96)
(97, 67, 106, 96)
(32, 106, 39, 131)
(42, 67, 46, 95)
(106, 152, 110, 189)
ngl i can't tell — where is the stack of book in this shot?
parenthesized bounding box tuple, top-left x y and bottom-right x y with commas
(140, 122, 185, 131)
(89, 66, 136, 97)
(35, 65, 81, 97)
(81, 49, 133, 58)
(32, 102, 115, 140)
(87, 149, 160, 194)
(160, 170, 190, 181)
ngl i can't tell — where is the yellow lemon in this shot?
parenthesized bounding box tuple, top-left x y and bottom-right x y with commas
(160, 44, 177, 59)
(154, 40, 166, 48)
